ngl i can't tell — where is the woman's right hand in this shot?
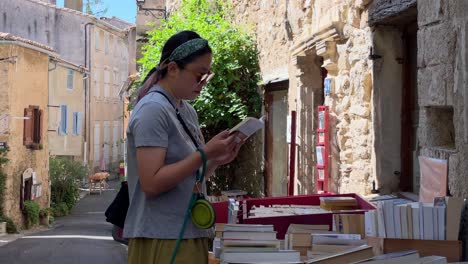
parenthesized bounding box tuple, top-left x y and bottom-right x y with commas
(203, 130, 237, 160)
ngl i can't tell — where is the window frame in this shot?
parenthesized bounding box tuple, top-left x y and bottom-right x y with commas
(67, 69, 74, 90)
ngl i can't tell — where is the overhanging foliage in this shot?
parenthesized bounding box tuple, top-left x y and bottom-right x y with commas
(135, 0, 262, 137)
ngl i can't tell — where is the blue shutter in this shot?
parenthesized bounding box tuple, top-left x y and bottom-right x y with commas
(60, 105, 68, 135)
(77, 112, 82, 135)
(72, 113, 77, 135)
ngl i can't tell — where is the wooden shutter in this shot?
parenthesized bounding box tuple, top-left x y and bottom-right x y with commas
(37, 109, 43, 144)
(23, 107, 33, 146)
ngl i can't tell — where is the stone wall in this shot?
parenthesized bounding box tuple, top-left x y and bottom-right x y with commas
(0, 44, 50, 227)
(229, 0, 375, 194)
(291, 0, 375, 194)
(417, 0, 468, 198)
(231, 0, 310, 83)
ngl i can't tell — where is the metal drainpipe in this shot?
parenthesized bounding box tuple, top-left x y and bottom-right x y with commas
(84, 22, 94, 164)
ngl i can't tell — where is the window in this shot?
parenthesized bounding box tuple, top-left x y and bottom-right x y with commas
(121, 71, 127, 84)
(72, 112, 82, 135)
(104, 69, 110, 98)
(114, 38, 118, 57)
(59, 105, 68, 135)
(113, 70, 119, 85)
(122, 45, 127, 58)
(94, 68, 100, 98)
(112, 121, 119, 162)
(93, 122, 101, 165)
(23, 105, 43, 149)
(104, 121, 110, 165)
(67, 69, 74, 90)
(95, 30, 100, 50)
(105, 33, 109, 55)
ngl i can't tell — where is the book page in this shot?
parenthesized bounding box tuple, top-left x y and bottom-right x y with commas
(230, 116, 264, 138)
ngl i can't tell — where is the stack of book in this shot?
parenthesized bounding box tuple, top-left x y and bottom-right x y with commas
(217, 224, 301, 264)
(319, 196, 358, 210)
(305, 233, 372, 263)
(333, 213, 366, 238)
(365, 196, 464, 240)
(284, 224, 334, 255)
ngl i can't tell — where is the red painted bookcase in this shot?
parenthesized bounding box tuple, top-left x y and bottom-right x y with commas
(316, 106, 329, 193)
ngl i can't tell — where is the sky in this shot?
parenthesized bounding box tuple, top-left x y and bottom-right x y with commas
(56, 0, 137, 23)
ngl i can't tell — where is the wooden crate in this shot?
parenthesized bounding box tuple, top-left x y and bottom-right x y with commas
(366, 237, 462, 262)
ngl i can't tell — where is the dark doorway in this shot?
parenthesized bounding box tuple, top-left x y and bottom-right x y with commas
(400, 22, 418, 192)
(264, 81, 288, 197)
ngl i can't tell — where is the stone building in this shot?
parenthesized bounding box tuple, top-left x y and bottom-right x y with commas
(0, 0, 137, 171)
(229, 0, 468, 198)
(0, 33, 53, 226)
(134, 0, 468, 198)
(48, 57, 87, 159)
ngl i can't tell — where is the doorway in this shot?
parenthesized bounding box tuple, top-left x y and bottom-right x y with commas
(400, 22, 419, 192)
(264, 81, 288, 197)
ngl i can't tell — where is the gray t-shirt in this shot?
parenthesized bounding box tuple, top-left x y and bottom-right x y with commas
(123, 85, 210, 239)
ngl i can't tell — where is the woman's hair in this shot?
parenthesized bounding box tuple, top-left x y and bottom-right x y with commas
(136, 30, 212, 103)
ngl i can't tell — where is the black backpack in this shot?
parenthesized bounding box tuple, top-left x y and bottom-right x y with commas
(105, 181, 129, 229)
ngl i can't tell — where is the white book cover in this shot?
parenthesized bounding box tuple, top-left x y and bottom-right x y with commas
(224, 224, 274, 232)
(394, 205, 402, 239)
(316, 146, 325, 166)
(365, 210, 377, 237)
(377, 201, 386, 238)
(222, 231, 277, 240)
(419, 202, 425, 240)
(433, 204, 439, 240)
(229, 116, 264, 138)
(312, 233, 361, 240)
(383, 200, 396, 238)
(398, 204, 409, 239)
(436, 205, 446, 240)
(411, 203, 420, 239)
(406, 204, 413, 239)
(221, 250, 301, 263)
(422, 204, 434, 240)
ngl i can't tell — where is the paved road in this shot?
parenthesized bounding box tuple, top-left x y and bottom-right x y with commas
(0, 179, 127, 264)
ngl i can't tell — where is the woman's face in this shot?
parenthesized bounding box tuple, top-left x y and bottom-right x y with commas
(174, 53, 213, 100)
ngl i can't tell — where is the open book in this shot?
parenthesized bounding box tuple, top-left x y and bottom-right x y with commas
(229, 116, 265, 140)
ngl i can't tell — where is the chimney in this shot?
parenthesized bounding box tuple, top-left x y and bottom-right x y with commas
(64, 0, 83, 12)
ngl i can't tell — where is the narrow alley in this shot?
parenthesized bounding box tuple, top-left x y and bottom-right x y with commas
(0, 180, 126, 264)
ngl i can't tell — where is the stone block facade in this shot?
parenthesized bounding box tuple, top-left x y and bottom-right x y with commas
(231, 0, 468, 196)
(0, 42, 51, 227)
(417, 0, 468, 198)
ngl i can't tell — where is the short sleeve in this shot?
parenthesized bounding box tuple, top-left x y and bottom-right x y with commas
(131, 101, 170, 148)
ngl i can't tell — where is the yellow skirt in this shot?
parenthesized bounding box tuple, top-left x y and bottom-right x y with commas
(127, 237, 209, 264)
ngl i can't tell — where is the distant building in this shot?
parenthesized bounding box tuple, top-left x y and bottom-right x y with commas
(0, 0, 137, 171)
(48, 57, 87, 159)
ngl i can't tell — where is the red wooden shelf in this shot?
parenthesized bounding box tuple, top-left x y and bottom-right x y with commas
(316, 106, 329, 193)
